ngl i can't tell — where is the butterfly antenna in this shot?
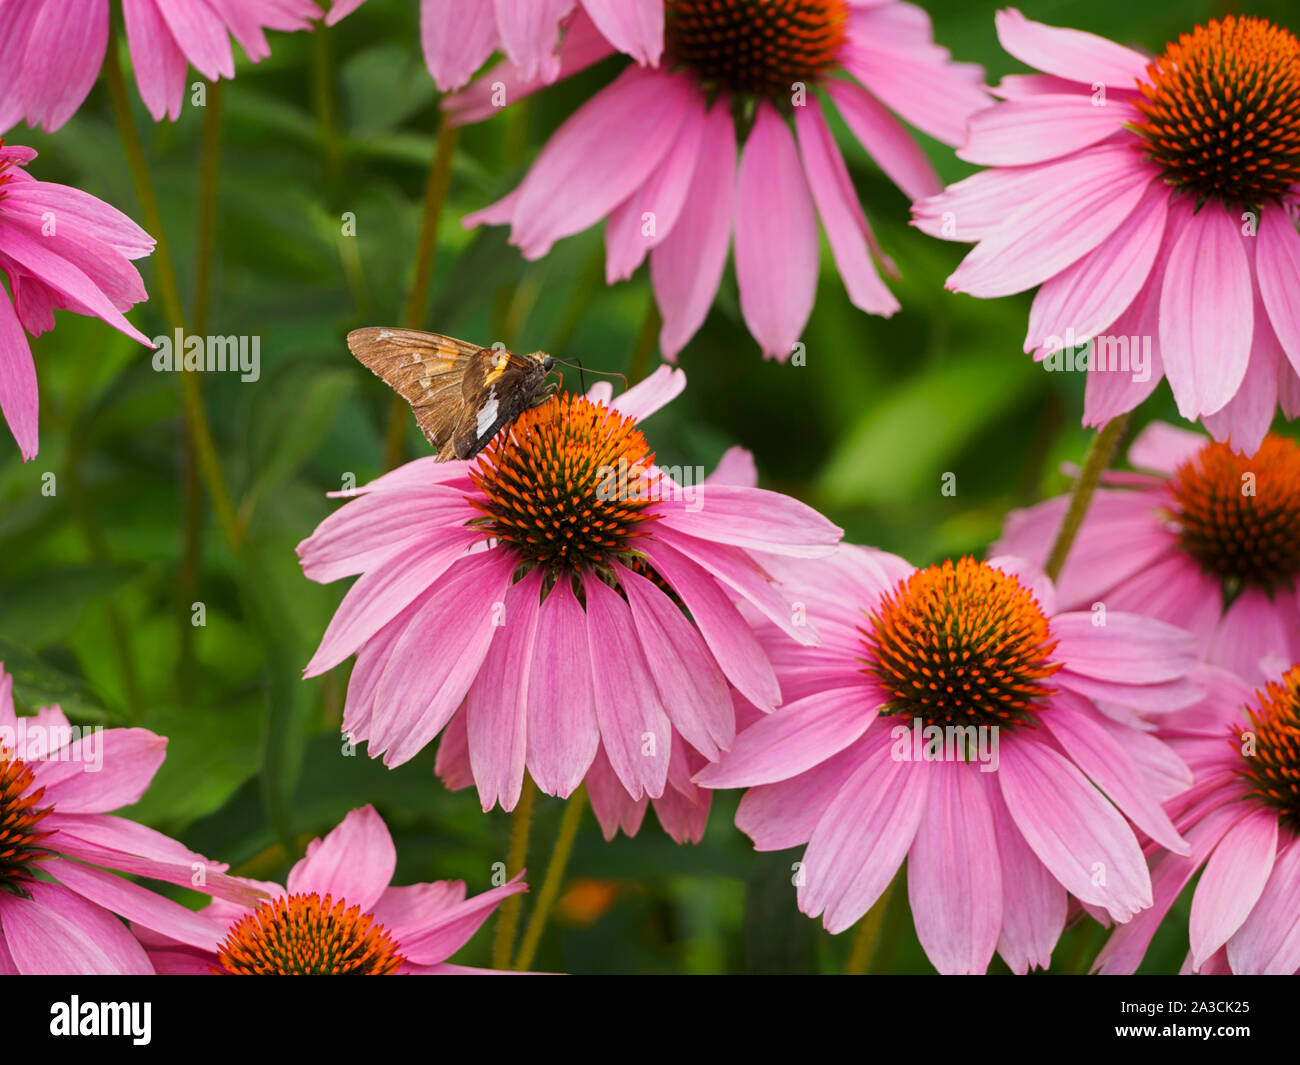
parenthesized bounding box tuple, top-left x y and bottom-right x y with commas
(552, 358, 628, 394)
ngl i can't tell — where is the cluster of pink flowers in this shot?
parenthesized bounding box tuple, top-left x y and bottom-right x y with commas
(6, 1, 1300, 978)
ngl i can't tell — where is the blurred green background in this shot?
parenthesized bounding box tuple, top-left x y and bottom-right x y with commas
(2, 0, 1296, 973)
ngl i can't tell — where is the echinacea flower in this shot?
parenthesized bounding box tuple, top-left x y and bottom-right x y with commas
(325, 0, 664, 89)
(995, 422, 1300, 685)
(0, 141, 154, 460)
(0, 666, 255, 975)
(297, 367, 842, 842)
(1096, 663, 1300, 974)
(447, 1, 989, 359)
(915, 10, 1300, 449)
(135, 805, 528, 974)
(695, 550, 1199, 974)
(0, 0, 320, 130)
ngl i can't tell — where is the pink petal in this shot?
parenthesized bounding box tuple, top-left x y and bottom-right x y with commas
(823, 78, 940, 203)
(639, 538, 780, 711)
(153, 0, 235, 82)
(389, 874, 527, 965)
(605, 97, 706, 283)
(733, 738, 864, 851)
(1228, 834, 1300, 975)
(30, 727, 166, 813)
(0, 292, 38, 460)
(960, 93, 1131, 166)
(618, 563, 732, 759)
(584, 745, 647, 840)
(993, 9, 1150, 88)
(656, 483, 841, 557)
(525, 579, 599, 797)
(419, 0, 497, 92)
(734, 102, 819, 360)
(799, 729, 930, 934)
(1159, 205, 1253, 418)
(580, 0, 662, 66)
(491, 0, 571, 83)
(694, 685, 875, 789)
(607, 363, 684, 422)
(907, 763, 1002, 974)
(583, 572, 670, 800)
(989, 783, 1066, 973)
(794, 101, 898, 318)
(1189, 807, 1278, 969)
(122, 0, 189, 120)
(1051, 610, 1195, 684)
(1254, 197, 1300, 379)
(998, 735, 1151, 922)
(1202, 291, 1281, 454)
(465, 569, 542, 811)
(508, 66, 692, 259)
(286, 805, 396, 912)
(650, 100, 736, 359)
(0, 891, 140, 975)
(1126, 419, 1207, 474)
(1025, 178, 1167, 353)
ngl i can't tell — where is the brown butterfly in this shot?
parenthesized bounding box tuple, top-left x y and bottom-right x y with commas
(347, 327, 557, 461)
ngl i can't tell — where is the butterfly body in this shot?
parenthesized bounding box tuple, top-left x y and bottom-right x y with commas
(347, 327, 555, 461)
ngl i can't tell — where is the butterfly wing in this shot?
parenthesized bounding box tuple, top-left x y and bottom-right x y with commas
(347, 328, 551, 461)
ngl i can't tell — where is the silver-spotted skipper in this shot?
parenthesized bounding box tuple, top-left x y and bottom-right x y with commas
(347, 327, 557, 462)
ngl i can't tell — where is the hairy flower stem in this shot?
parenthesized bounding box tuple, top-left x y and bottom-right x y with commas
(513, 785, 587, 971)
(491, 774, 537, 969)
(1043, 414, 1133, 582)
(104, 33, 242, 553)
(383, 118, 460, 470)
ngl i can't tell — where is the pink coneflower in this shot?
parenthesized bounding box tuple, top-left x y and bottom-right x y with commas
(915, 10, 1300, 449)
(446, 1, 989, 360)
(694, 550, 1199, 974)
(325, 0, 664, 89)
(0, 666, 256, 975)
(995, 422, 1300, 686)
(134, 805, 528, 974)
(1096, 663, 1300, 974)
(0, 141, 154, 459)
(297, 368, 842, 842)
(0, 0, 320, 130)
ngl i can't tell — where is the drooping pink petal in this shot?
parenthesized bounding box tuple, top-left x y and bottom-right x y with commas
(492, 0, 572, 83)
(121, 0, 190, 121)
(618, 563, 732, 759)
(419, 0, 497, 92)
(1255, 201, 1300, 377)
(998, 735, 1152, 922)
(0, 891, 138, 975)
(823, 78, 940, 203)
(580, 0, 663, 66)
(583, 573, 671, 800)
(1228, 834, 1300, 975)
(1203, 293, 1281, 454)
(525, 579, 599, 797)
(800, 729, 930, 934)
(650, 99, 736, 359)
(1159, 205, 1253, 418)
(988, 783, 1065, 973)
(507, 66, 693, 259)
(907, 763, 1002, 974)
(639, 538, 780, 711)
(734, 102, 819, 360)
(286, 805, 397, 912)
(605, 97, 706, 283)
(733, 738, 865, 851)
(154, 0, 236, 82)
(584, 745, 648, 840)
(0, 293, 39, 460)
(1189, 807, 1278, 969)
(794, 101, 898, 317)
(465, 569, 542, 811)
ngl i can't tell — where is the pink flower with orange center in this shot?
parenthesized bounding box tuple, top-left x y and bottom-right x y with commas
(447, 0, 990, 360)
(916, 11, 1300, 451)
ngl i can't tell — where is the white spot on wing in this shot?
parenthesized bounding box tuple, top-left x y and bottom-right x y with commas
(476, 390, 499, 439)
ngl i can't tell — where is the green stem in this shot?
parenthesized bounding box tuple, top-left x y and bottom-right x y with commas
(490, 775, 536, 970)
(383, 118, 461, 470)
(512, 784, 586, 971)
(104, 36, 243, 553)
(1042, 414, 1133, 582)
(844, 872, 899, 975)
